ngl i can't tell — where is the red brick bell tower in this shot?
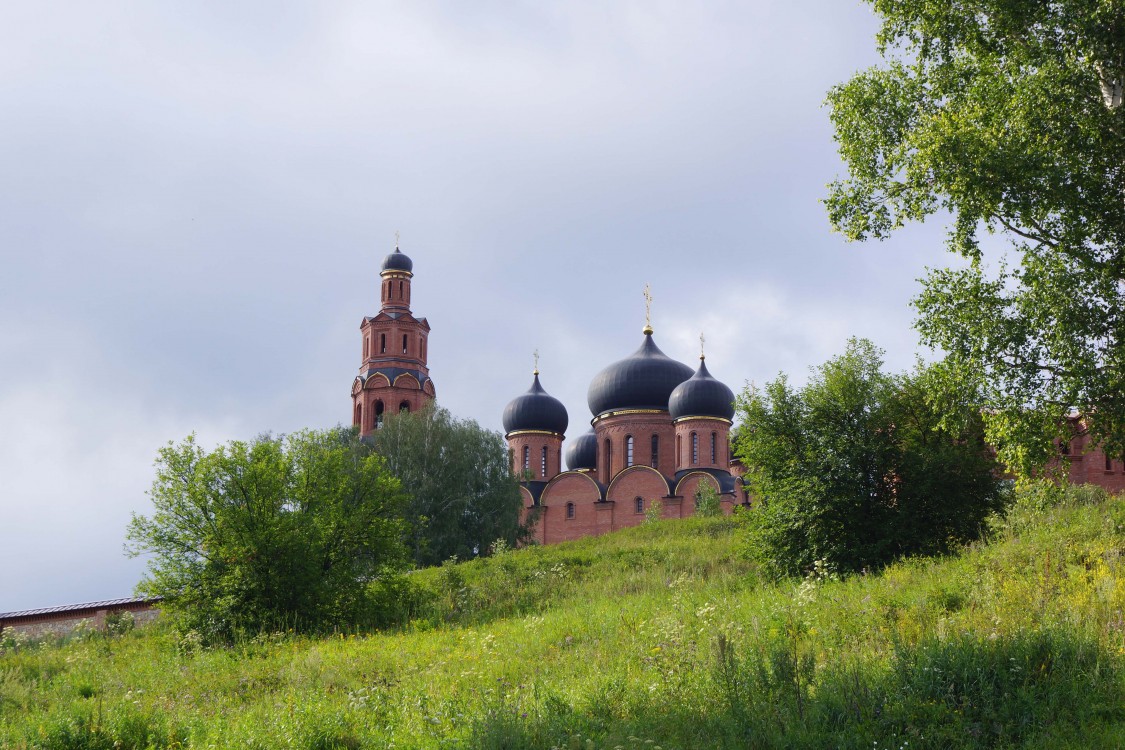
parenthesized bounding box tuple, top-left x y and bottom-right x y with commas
(351, 244, 435, 436)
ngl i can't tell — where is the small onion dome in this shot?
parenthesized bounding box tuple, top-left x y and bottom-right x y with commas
(565, 429, 597, 471)
(381, 247, 414, 274)
(587, 332, 694, 417)
(668, 358, 736, 421)
(503, 373, 569, 436)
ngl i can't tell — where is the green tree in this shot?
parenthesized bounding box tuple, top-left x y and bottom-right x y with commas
(734, 339, 1005, 578)
(694, 482, 723, 517)
(126, 428, 407, 641)
(826, 1, 1125, 475)
(368, 403, 527, 567)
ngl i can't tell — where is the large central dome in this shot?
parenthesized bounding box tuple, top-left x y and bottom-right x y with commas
(587, 332, 694, 417)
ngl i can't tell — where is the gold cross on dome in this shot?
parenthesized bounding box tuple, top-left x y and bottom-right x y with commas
(643, 283, 653, 326)
(395, 230, 400, 249)
(533, 349, 540, 375)
(700, 332, 706, 360)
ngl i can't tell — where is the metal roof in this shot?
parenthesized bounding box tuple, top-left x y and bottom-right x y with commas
(0, 596, 160, 620)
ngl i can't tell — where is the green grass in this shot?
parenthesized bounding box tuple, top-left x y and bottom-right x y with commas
(3, 486, 1125, 749)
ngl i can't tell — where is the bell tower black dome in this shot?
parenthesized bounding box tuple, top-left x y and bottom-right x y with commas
(381, 247, 414, 274)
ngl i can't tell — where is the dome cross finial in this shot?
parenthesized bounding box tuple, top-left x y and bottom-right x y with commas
(642, 283, 654, 335)
(700, 332, 706, 360)
(394, 230, 400, 250)
(533, 348, 540, 375)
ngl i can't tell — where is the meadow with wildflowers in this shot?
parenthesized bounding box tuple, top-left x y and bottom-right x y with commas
(2, 482, 1124, 748)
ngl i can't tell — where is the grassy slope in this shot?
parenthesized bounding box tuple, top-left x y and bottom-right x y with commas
(2, 490, 1125, 749)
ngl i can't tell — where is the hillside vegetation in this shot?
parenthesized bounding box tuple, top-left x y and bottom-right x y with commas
(3, 484, 1125, 749)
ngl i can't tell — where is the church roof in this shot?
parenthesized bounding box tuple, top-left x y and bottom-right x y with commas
(587, 332, 693, 417)
(668, 358, 735, 421)
(360, 367, 431, 387)
(565, 428, 597, 470)
(503, 373, 569, 435)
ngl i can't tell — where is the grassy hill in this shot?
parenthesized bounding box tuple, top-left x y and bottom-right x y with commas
(2, 485, 1125, 749)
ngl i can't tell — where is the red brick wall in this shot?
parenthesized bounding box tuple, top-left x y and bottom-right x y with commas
(606, 465, 671, 522)
(507, 433, 563, 480)
(1056, 429, 1125, 493)
(674, 418, 730, 472)
(530, 472, 605, 545)
(593, 413, 678, 482)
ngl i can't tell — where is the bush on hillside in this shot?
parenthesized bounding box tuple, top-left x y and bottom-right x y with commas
(127, 428, 409, 642)
(734, 339, 1008, 577)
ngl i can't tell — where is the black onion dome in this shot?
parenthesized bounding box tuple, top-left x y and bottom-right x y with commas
(668, 359, 736, 421)
(565, 429, 597, 470)
(587, 333, 694, 417)
(503, 373, 569, 435)
(381, 247, 414, 273)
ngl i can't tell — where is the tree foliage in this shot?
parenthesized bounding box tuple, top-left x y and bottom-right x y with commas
(126, 428, 407, 641)
(826, 1, 1125, 475)
(368, 403, 527, 567)
(733, 339, 1006, 578)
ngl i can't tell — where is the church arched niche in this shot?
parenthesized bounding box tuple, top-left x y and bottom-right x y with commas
(606, 465, 671, 506)
(364, 372, 391, 390)
(393, 373, 421, 389)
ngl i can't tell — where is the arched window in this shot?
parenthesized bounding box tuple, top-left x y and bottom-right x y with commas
(402, 333, 408, 355)
(634, 496, 644, 514)
(398, 280, 403, 298)
(604, 439, 612, 471)
(380, 334, 386, 354)
(419, 335, 425, 360)
(523, 446, 530, 471)
(399, 400, 410, 413)
(363, 337, 369, 358)
(1107, 454, 1114, 471)
(557, 447, 562, 472)
(691, 432, 698, 465)
(374, 400, 385, 429)
(677, 434, 683, 465)
(625, 435, 634, 467)
(355, 403, 362, 427)
(711, 432, 717, 464)
(541, 446, 548, 478)
(566, 502, 576, 519)
(651, 434, 659, 467)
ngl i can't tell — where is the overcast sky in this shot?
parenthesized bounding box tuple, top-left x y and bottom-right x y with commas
(0, 1, 963, 612)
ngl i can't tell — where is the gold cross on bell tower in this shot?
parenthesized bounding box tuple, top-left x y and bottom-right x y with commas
(642, 283, 654, 335)
(394, 230, 400, 250)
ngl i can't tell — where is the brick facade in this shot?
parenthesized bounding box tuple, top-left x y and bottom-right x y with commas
(1055, 418, 1125, 493)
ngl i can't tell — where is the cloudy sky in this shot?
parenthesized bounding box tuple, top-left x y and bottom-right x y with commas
(0, 1, 962, 612)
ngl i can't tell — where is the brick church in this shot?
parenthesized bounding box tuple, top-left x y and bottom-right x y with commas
(499, 314, 750, 545)
(350, 245, 1125, 547)
(350, 245, 748, 545)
